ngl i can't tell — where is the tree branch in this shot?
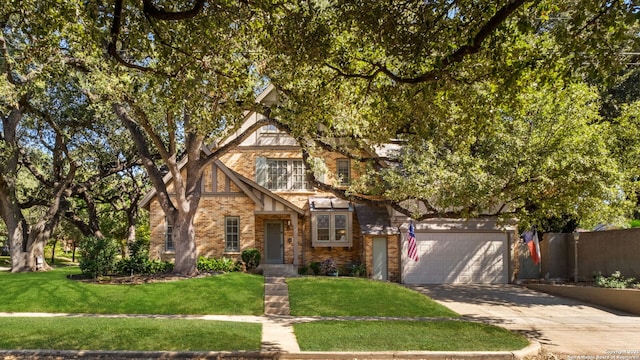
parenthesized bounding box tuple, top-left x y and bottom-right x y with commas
(328, 0, 530, 84)
(142, 0, 206, 20)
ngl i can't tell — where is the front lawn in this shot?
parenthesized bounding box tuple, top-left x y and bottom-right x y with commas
(287, 277, 458, 317)
(0, 317, 261, 351)
(294, 320, 529, 351)
(0, 266, 264, 315)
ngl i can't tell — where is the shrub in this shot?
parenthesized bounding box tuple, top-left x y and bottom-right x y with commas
(114, 239, 174, 275)
(117, 239, 149, 275)
(197, 256, 241, 273)
(595, 271, 637, 289)
(309, 262, 321, 275)
(79, 236, 119, 278)
(320, 258, 337, 275)
(241, 248, 261, 272)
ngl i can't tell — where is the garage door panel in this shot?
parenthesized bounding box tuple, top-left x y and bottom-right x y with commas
(403, 232, 508, 284)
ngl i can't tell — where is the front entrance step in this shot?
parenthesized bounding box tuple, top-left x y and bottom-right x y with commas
(263, 274, 292, 316)
(260, 264, 298, 277)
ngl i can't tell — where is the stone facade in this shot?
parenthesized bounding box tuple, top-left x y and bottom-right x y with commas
(145, 114, 400, 281)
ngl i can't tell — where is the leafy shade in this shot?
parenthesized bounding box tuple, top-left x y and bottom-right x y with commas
(260, 1, 640, 228)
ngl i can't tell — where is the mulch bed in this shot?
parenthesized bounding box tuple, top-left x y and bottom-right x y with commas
(67, 271, 222, 285)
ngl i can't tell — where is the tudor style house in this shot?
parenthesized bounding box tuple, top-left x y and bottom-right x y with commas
(141, 85, 517, 284)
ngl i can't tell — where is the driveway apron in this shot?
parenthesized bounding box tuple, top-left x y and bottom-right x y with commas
(408, 284, 640, 357)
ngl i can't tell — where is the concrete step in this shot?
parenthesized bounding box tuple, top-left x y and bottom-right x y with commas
(261, 264, 298, 277)
(265, 283, 288, 291)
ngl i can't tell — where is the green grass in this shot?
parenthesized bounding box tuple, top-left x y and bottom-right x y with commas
(0, 317, 261, 351)
(287, 277, 459, 317)
(0, 267, 264, 315)
(294, 320, 529, 351)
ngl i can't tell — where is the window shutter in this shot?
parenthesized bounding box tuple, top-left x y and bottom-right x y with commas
(256, 157, 266, 186)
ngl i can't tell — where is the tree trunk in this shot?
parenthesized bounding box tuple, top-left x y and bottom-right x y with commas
(172, 212, 198, 275)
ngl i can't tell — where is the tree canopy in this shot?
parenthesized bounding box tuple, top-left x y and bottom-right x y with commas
(1, 0, 640, 273)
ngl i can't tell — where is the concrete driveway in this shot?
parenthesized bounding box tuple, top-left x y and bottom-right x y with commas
(408, 284, 640, 357)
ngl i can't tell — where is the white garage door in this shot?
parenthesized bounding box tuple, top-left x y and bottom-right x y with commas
(403, 232, 508, 284)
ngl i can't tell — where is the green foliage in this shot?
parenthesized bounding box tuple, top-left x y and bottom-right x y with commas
(340, 262, 366, 277)
(196, 256, 241, 273)
(630, 219, 640, 228)
(114, 239, 173, 275)
(240, 248, 261, 272)
(309, 262, 321, 275)
(78, 237, 119, 278)
(594, 271, 638, 289)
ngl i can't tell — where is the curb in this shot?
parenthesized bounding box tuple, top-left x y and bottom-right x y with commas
(0, 342, 540, 360)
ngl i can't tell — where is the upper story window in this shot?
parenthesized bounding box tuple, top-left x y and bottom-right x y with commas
(260, 124, 278, 134)
(256, 157, 310, 191)
(336, 159, 350, 186)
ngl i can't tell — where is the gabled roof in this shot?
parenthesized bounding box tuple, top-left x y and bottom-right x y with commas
(138, 85, 279, 210)
(223, 163, 306, 216)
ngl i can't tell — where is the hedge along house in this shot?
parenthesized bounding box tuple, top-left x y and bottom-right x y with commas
(140, 85, 516, 283)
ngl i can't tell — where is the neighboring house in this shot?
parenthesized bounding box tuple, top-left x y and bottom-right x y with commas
(140, 85, 516, 284)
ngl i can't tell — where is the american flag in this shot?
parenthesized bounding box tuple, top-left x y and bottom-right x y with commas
(407, 221, 419, 262)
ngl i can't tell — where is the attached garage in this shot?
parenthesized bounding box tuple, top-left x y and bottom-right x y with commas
(402, 226, 511, 284)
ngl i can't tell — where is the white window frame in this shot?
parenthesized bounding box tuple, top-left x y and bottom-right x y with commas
(265, 159, 309, 191)
(225, 216, 240, 252)
(311, 212, 352, 247)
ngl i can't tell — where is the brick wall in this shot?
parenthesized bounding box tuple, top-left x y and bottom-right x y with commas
(147, 143, 371, 275)
(363, 234, 401, 282)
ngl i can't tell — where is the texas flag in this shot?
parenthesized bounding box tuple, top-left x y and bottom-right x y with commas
(522, 230, 541, 265)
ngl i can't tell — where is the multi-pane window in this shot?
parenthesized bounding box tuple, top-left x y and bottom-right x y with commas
(311, 212, 352, 247)
(266, 160, 289, 190)
(336, 159, 350, 186)
(334, 214, 347, 242)
(225, 216, 240, 252)
(292, 160, 307, 190)
(316, 214, 331, 242)
(165, 218, 174, 251)
(260, 158, 309, 191)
